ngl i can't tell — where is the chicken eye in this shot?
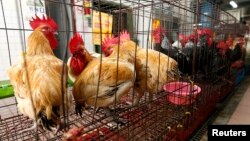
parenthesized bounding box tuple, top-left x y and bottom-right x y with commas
(42, 26, 49, 32)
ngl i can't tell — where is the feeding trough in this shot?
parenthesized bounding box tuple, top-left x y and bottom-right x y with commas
(163, 82, 201, 105)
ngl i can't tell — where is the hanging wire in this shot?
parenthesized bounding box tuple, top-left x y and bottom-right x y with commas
(0, 0, 12, 66)
(13, 0, 27, 137)
(61, 0, 71, 131)
(122, 1, 142, 140)
(131, 0, 140, 108)
(92, 0, 104, 125)
(1, 0, 39, 139)
(112, 0, 123, 138)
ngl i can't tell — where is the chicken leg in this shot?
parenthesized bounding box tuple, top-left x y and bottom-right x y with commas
(103, 107, 127, 126)
(21, 120, 38, 133)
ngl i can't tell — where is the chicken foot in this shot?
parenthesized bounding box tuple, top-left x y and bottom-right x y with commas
(20, 120, 38, 133)
(103, 107, 127, 126)
(125, 89, 144, 107)
(75, 103, 85, 117)
(40, 110, 61, 133)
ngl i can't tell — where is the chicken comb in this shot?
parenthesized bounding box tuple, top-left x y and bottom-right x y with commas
(188, 34, 196, 41)
(101, 35, 117, 51)
(152, 27, 167, 43)
(153, 27, 167, 35)
(179, 33, 188, 47)
(179, 34, 189, 42)
(203, 28, 212, 37)
(197, 28, 212, 37)
(30, 14, 58, 30)
(217, 40, 227, 50)
(119, 30, 131, 42)
(69, 33, 84, 54)
(226, 37, 234, 47)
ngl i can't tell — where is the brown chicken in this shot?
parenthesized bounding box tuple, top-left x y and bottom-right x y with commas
(7, 15, 71, 132)
(67, 33, 135, 122)
(102, 31, 180, 105)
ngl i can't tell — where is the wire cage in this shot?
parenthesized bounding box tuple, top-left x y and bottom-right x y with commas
(0, 0, 248, 141)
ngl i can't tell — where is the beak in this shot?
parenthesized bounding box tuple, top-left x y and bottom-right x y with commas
(54, 32, 60, 41)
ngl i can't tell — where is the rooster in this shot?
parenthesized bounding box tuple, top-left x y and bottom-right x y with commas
(152, 28, 193, 75)
(102, 31, 180, 105)
(67, 33, 135, 123)
(7, 15, 71, 132)
(225, 37, 245, 69)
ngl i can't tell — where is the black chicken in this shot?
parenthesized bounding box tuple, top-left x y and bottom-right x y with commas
(226, 43, 242, 63)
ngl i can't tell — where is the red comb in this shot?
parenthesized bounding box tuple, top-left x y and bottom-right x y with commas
(153, 27, 167, 35)
(30, 14, 58, 30)
(179, 33, 188, 46)
(226, 37, 233, 47)
(207, 37, 213, 47)
(217, 40, 227, 49)
(152, 27, 167, 43)
(203, 28, 212, 37)
(101, 35, 117, 51)
(197, 28, 212, 37)
(69, 33, 84, 54)
(178, 34, 185, 41)
(188, 34, 196, 41)
(119, 30, 131, 42)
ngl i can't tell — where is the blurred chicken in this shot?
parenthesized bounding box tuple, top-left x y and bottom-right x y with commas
(225, 37, 245, 69)
(7, 15, 71, 132)
(63, 127, 84, 141)
(102, 31, 180, 105)
(153, 28, 193, 75)
(67, 33, 135, 122)
(226, 37, 244, 63)
(158, 27, 228, 80)
(63, 126, 125, 141)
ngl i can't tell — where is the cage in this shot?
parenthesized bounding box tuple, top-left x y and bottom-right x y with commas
(0, 0, 248, 141)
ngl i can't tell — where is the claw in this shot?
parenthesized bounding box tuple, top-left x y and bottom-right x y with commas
(21, 121, 37, 133)
(39, 111, 59, 132)
(114, 117, 127, 126)
(103, 107, 127, 126)
(94, 107, 101, 113)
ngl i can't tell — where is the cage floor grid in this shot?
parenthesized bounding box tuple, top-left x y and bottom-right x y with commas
(0, 94, 189, 141)
(0, 82, 224, 141)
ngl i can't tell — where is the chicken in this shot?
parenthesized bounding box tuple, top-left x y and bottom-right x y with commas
(226, 37, 243, 63)
(7, 15, 71, 132)
(153, 27, 228, 81)
(102, 31, 180, 105)
(152, 28, 195, 75)
(63, 127, 84, 141)
(67, 33, 135, 122)
(213, 40, 230, 75)
(172, 33, 188, 49)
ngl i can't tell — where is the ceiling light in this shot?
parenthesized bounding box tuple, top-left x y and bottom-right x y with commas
(229, 1, 238, 8)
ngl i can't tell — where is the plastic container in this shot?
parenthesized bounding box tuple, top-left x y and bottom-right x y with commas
(163, 82, 201, 105)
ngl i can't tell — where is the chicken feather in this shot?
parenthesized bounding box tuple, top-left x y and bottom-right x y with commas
(102, 31, 180, 105)
(7, 16, 71, 132)
(68, 33, 135, 113)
